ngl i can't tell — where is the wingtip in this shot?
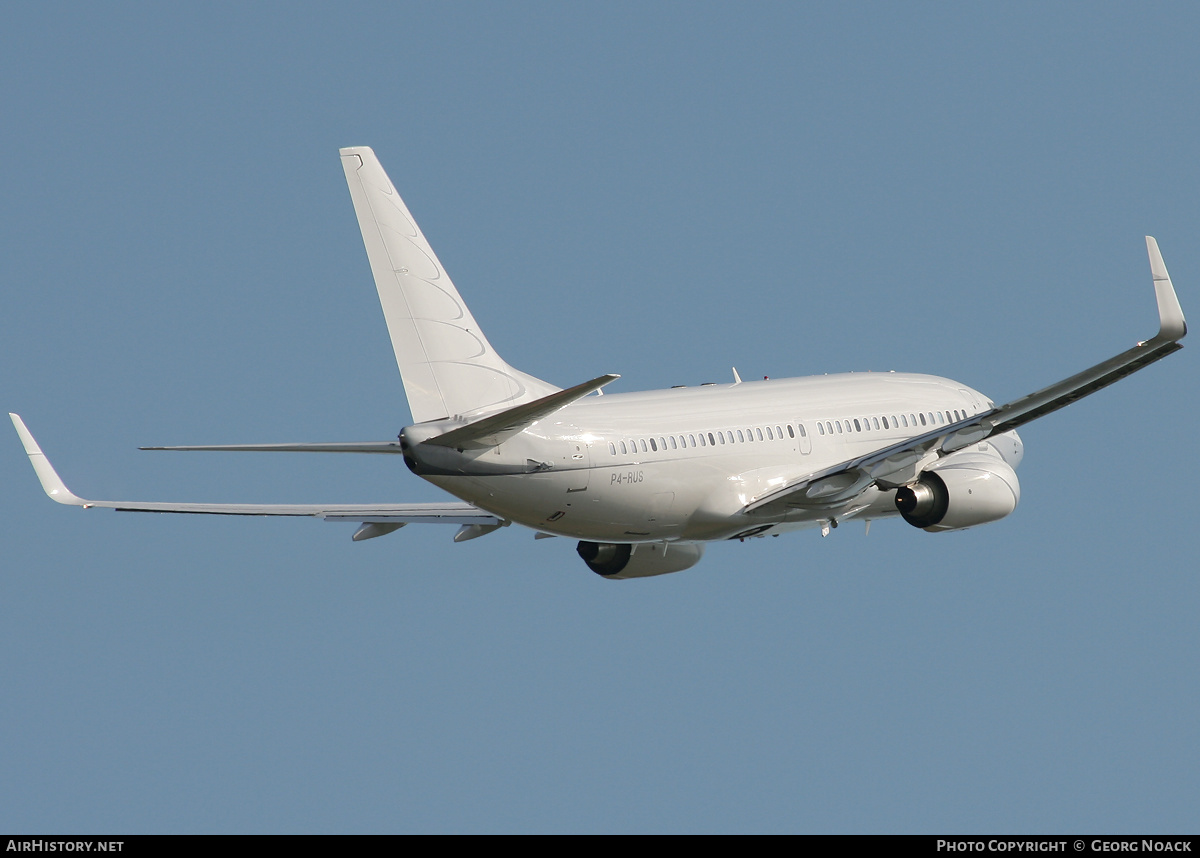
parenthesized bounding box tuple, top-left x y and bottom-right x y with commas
(1145, 237, 1186, 341)
(10, 412, 38, 454)
(9, 414, 87, 506)
(1146, 236, 1168, 279)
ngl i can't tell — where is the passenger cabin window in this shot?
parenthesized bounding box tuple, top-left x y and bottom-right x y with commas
(609, 442, 616, 455)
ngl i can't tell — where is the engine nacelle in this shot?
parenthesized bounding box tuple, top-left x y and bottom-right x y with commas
(894, 452, 1020, 532)
(576, 541, 705, 579)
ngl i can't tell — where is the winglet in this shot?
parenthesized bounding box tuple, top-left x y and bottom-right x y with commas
(1146, 237, 1187, 341)
(9, 414, 88, 506)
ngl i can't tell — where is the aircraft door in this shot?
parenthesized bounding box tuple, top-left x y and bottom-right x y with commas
(564, 437, 590, 493)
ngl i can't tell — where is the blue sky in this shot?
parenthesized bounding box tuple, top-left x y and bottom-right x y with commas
(1, 3, 1197, 833)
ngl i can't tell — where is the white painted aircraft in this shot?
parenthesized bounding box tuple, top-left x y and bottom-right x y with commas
(11, 147, 1188, 578)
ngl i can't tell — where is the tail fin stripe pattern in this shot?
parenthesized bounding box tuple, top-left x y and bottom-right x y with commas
(340, 147, 559, 422)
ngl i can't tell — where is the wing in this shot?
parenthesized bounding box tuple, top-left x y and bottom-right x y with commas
(745, 236, 1187, 516)
(140, 442, 405, 453)
(10, 414, 501, 540)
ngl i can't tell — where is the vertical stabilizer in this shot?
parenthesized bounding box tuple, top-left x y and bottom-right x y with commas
(340, 147, 559, 423)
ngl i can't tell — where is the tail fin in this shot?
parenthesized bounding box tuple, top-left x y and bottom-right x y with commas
(339, 147, 559, 423)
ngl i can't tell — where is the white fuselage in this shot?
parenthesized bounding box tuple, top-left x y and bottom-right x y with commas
(409, 371, 1024, 543)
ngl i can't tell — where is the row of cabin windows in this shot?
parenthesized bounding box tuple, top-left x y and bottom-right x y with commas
(604, 406, 975, 456)
(607, 422, 808, 456)
(814, 408, 970, 437)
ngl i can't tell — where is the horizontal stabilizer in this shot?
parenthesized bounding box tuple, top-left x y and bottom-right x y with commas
(10, 414, 499, 525)
(141, 442, 404, 454)
(424, 374, 619, 450)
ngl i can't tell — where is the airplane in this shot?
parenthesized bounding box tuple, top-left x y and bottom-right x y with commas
(10, 147, 1188, 579)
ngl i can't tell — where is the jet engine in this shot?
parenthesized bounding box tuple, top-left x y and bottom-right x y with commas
(894, 452, 1020, 532)
(576, 541, 705, 579)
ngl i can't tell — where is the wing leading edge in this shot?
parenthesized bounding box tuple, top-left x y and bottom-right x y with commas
(744, 237, 1187, 516)
(9, 414, 501, 535)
